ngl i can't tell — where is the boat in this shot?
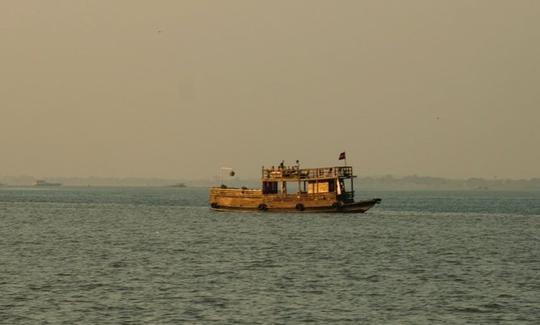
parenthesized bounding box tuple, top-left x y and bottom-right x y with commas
(32, 180, 62, 187)
(169, 183, 187, 188)
(209, 163, 381, 213)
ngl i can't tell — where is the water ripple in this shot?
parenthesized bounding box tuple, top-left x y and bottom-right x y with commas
(0, 188, 539, 323)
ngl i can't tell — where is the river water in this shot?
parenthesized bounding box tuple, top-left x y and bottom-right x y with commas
(1, 187, 539, 324)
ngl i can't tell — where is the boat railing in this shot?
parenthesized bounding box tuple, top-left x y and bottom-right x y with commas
(264, 192, 338, 202)
(262, 166, 353, 180)
(210, 187, 262, 198)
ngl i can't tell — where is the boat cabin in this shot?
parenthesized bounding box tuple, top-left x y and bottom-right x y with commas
(261, 165, 356, 203)
(209, 162, 380, 213)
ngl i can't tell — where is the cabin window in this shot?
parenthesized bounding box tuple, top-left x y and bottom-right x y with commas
(308, 181, 330, 193)
(262, 181, 278, 194)
(284, 182, 294, 195)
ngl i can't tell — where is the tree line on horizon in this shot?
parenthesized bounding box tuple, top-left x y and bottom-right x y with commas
(1, 174, 539, 190)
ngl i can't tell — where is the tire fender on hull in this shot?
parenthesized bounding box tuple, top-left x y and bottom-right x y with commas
(332, 201, 344, 210)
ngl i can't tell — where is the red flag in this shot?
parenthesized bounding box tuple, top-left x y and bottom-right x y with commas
(339, 152, 346, 160)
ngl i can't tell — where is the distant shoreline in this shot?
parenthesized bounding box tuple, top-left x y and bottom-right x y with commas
(1, 175, 539, 191)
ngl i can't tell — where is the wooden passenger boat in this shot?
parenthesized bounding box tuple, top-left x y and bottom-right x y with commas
(209, 164, 381, 213)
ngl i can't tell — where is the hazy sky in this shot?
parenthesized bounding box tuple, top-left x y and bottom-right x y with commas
(1, 0, 539, 179)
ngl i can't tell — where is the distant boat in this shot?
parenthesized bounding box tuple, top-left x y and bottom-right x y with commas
(169, 183, 187, 188)
(33, 180, 62, 187)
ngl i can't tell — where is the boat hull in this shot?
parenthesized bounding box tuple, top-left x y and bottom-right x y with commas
(211, 198, 381, 214)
